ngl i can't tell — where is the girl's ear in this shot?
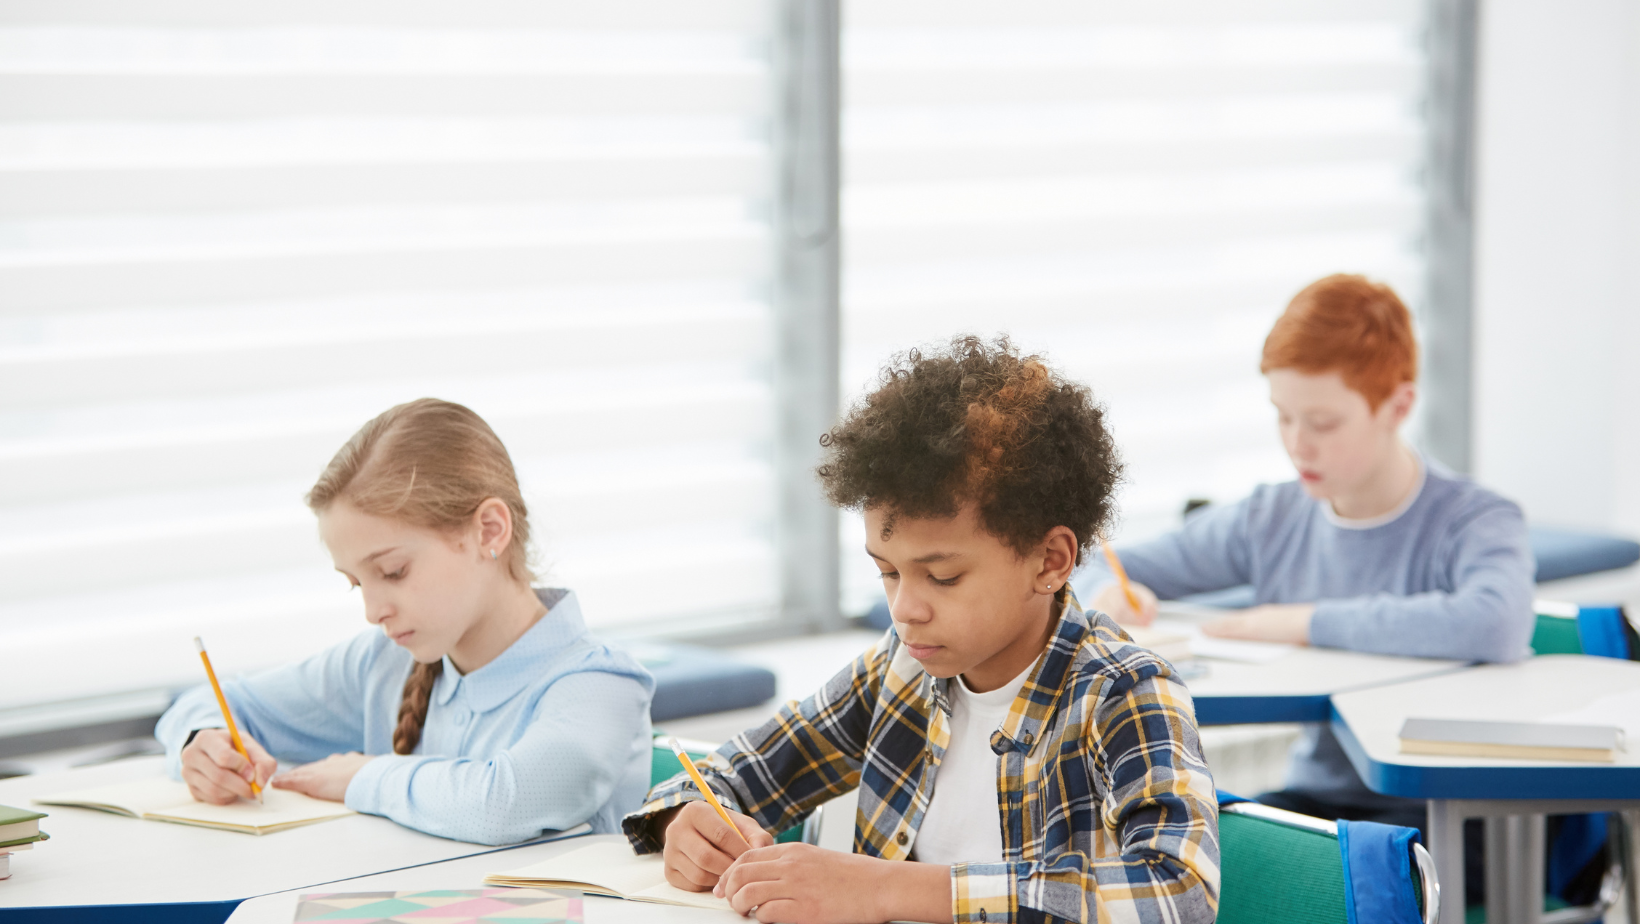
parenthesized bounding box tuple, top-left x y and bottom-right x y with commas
(474, 497, 513, 559)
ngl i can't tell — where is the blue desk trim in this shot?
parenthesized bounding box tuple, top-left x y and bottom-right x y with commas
(2, 900, 241, 924)
(1195, 693, 1331, 726)
(1330, 705, 1640, 800)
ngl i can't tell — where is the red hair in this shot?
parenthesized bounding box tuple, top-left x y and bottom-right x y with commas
(1260, 274, 1418, 409)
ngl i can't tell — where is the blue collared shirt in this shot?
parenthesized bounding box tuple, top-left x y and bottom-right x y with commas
(157, 589, 654, 845)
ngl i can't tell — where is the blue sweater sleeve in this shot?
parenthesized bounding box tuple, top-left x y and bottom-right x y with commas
(156, 631, 376, 779)
(1308, 502, 1536, 662)
(1073, 500, 1255, 602)
(344, 668, 651, 846)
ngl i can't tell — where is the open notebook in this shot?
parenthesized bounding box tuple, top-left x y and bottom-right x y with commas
(485, 840, 732, 913)
(34, 776, 355, 834)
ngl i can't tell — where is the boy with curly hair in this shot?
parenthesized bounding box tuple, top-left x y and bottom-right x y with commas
(623, 337, 1220, 924)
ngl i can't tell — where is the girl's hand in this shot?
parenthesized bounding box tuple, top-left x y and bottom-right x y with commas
(1092, 580, 1159, 626)
(717, 844, 951, 924)
(659, 800, 775, 892)
(1202, 603, 1315, 645)
(180, 728, 278, 805)
(270, 752, 377, 803)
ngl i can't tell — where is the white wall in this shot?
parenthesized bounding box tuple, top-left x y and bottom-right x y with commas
(1472, 0, 1640, 537)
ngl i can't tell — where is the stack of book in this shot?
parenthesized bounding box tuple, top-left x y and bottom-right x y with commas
(0, 803, 49, 880)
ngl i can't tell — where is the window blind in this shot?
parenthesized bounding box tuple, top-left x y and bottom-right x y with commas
(0, 1, 778, 720)
(838, 0, 1429, 611)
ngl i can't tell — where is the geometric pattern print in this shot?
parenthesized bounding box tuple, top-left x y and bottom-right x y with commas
(625, 594, 1221, 924)
(294, 888, 582, 924)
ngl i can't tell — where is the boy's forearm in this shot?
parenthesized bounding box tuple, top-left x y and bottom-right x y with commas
(873, 860, 953, 924)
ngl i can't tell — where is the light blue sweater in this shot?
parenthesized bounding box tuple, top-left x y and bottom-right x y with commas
(1072, 459, 1535, 795)
(156, 588, 654, 844)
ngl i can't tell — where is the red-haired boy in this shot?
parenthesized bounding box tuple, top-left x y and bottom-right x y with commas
(1078, 273, 1534, 826)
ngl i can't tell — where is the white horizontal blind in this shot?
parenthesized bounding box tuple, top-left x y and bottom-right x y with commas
(0, 1, 778, 716)
(839, 0, 1429, 611)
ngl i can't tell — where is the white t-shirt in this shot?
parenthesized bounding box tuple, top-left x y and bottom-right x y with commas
(911, 659, 1036, 866)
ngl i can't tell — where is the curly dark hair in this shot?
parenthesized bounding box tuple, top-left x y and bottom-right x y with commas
(817, 335, 1123, 564)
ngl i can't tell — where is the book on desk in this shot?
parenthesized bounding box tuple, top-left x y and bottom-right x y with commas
(1398, 717, 1625, 763)
(33, 776, 354, 834)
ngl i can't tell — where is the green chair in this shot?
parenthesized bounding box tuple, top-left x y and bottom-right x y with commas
(650, 737, 818, 845)
(1218, 799, 1436, 924)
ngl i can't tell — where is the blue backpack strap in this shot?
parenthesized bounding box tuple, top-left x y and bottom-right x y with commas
(1576, 605, 1629, 659)
(1337, 820, 1423, 924)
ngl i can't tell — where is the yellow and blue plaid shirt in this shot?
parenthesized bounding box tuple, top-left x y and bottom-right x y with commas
(624, 597, 1220, 924)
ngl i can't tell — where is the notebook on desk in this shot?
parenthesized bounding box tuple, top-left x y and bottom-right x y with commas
(484, 840, 733, 912)
(34, 776, 355, 834)
(1398, 717, 1625, 763)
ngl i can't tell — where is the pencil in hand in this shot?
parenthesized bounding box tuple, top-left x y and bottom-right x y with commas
(1099, 540, 1145, 614)
(194, 636, 263, 804)
(668, 737, 750, 847)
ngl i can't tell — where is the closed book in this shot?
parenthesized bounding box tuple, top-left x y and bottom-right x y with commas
(0, 831, 49, 850)
(0, 804, 46, 844)
(1399, 717, 1623, 762)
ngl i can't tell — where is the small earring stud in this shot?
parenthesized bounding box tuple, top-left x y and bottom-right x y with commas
(490, 549, 498, 561)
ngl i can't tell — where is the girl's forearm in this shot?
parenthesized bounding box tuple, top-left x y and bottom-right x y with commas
(873, 860, 954, 924)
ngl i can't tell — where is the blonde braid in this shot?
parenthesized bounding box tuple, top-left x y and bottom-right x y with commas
(393, 660, 443, 755)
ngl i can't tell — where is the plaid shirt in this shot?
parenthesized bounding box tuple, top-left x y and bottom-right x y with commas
(624, 597, 1220, 924)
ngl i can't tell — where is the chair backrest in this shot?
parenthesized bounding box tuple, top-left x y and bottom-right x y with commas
(1531, 603, 1634, 659)
(1217, 801, 1432, 924)
(649, 738, 808, 844)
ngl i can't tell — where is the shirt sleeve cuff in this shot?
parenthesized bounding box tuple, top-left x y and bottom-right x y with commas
(342, 752, 405, 815)
(951, 861, 1017, 924)
(1306, 599, 1353, 650)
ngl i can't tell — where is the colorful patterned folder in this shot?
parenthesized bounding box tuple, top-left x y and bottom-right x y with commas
(294, 888, 582, 924)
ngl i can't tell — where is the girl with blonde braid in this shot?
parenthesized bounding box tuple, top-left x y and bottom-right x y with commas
(156, 399, 654, 845)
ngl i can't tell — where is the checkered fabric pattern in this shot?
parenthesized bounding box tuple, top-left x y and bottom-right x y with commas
(293, 888, 580, 923)
(624, 596, 1220, 924)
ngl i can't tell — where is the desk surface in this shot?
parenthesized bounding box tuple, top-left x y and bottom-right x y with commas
(1330, 654, 1640, 799)
(0, 756, 525, 909)
(228, 834, 739, 924)
(1186, 646, 1466, 725)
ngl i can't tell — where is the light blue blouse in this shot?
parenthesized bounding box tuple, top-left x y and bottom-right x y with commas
(156, 589, 655, 845)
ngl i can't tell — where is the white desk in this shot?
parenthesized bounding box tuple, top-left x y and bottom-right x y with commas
(0, 756, 559, 918)
(228, 834, 740, 924)
(1186, 646, 1466, 725)
(1330, 655, 1640, 924)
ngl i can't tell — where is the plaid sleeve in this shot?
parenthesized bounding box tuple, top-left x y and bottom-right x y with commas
(951, 666, 1220, 924)
(622, 633, 890, 853)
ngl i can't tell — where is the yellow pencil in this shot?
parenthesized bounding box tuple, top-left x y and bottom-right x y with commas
(668, 738, 750, 847)
(194, 637, 262, 804)
(1100, 540, 1145, 614)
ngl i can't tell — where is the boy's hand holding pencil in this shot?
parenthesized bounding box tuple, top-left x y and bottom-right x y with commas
(656, 740, 774, 893)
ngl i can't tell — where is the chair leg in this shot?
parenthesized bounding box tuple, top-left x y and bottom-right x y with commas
(1622, 811, 1640, 924)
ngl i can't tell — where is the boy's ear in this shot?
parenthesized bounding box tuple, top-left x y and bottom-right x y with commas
(1034, 525, 1079, 593)
(1383, 381, 1417, 426)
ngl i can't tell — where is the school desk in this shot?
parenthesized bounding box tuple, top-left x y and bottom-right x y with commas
(225, 833, 739, 924)
(1157, 609, 1470, 725)
(1330, 655, 1640, 924)
(0, 755, 582, 923)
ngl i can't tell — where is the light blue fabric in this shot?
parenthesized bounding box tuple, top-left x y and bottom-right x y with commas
(156, 588, 655, 845)
(1336, 820, 1423, 924)
(1073, 456, 1536, 796)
